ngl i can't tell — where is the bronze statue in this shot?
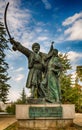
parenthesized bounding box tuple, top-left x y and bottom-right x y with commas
(10, 39, 47, 98)
(9, 40, 62, 103)
(4, 2, 62, 103)
(40, 48, 62, 103)
(46, 49, 62, 103)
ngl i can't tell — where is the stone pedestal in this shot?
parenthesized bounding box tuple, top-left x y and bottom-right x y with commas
(16, 104, 75, 130)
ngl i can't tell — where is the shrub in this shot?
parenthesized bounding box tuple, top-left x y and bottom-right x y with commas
(6, 104, 15, 115)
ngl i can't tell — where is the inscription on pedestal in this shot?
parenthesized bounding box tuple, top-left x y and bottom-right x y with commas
(29, 106, 62, 118)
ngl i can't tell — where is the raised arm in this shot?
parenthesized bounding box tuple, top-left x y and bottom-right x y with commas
(48, 41, 54, 54)
(10, 38, 32, 57)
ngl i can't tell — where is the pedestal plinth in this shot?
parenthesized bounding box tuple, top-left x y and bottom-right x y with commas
(16, 104, 75, 130)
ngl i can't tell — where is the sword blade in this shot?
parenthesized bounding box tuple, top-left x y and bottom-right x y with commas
(4, 2, 11, 39)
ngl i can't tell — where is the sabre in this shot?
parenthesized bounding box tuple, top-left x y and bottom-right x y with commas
(4, 2, 13, 42)
(4, 2, 17, 51)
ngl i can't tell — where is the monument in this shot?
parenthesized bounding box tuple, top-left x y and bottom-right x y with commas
(4, 2, 75, 130)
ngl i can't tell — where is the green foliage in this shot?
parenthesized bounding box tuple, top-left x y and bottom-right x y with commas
(0, 21, 10, 103)
(59, 53, 72, 103)
(75, 66, 82, 112)
(59, 53, 72, 73)
(60, 74, 72, 103)
(76, 66, 82, 82)
(16, 88, 27, 104)
(6, 104, 16, 115)
(74, 84, 82, 113)
(59, 53, 82, 113)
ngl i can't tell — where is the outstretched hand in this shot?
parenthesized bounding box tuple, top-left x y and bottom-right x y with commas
(9, 38, 16, 44)
(9, 38, 20, 46)
(9, 38, 20, 51)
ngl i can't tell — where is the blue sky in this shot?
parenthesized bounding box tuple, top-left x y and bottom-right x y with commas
(0, 0, 82, 101)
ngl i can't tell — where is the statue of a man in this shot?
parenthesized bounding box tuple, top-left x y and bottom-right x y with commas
(10, 39, 46, 98)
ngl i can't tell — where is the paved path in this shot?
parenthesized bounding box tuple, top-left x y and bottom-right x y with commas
(0, 117, 17, 130)
(0, 113, 82, 130)
(73, 113, 82, 127)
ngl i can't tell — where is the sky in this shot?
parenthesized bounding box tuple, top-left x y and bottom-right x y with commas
(0, 0, 82, 102)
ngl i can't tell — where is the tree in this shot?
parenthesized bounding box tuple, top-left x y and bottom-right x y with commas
(16, 88, 27, 104)
(76, 66, 82, 82)
(58, 53, 72, 101)
(0, 22, 10, 103)
(20, 88, 27, 103)
(59, 54, 82, 112)
(59, 53, 72, 73)
(74, 66, 82, 112)
(6, 103, 16, 115)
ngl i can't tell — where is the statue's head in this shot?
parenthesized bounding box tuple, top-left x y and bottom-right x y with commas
(53, 49, 58, 56)
(32, 43, 40, 53)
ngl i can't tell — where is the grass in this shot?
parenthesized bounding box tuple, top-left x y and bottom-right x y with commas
(4, 122, 18, 130)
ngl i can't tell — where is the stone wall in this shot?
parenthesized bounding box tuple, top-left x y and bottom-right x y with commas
(18, 119, 74, 130)
(16, 104, 75, 130)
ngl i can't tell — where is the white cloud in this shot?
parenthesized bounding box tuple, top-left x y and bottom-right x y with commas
(15, 67, 24, 72)
(67, 51, 82, 68)
(7, 6, 31, 30)
(67, 51, 82, 61)
(0, 0, 52, 49)
(37, 36, 48, 41)
(0, 0, 32, 44)
(55, 35, 65, 43)
(64, 19, 82, 40)
(15, 74, 24, 81)
(62, 12, 82, 26)
(35, 27, 43, 33)
(9, 67, 25, 82)
(6, 49, 22, 60)
(41, 0, 52, 9)
(62, 12, 82, 41)
(8, 89, 20, 102)
(0, 1, 5, 14)
(7, 64, 25, 84)
(8, 87, 31, 102)
(6, 2, 31, 41)
(0, 0, 20, 20)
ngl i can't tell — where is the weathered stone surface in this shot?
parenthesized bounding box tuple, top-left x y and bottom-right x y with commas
(16, 104, 75, 130)
(45, 120, 57, 127)
(18, 119, 74, 129)
(16, 104, 75, 119)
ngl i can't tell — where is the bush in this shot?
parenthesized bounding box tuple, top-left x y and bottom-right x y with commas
(75, 104, 82, 113)
(6, 104, 16, 115)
